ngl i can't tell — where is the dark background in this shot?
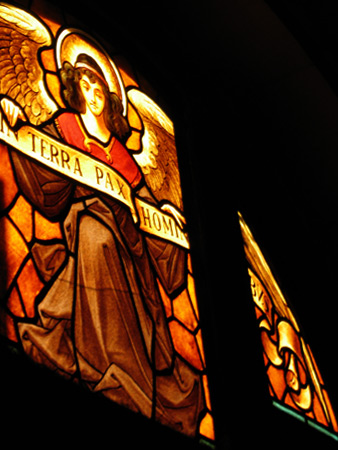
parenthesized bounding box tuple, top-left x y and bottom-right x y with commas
(2, 1, 338, 448)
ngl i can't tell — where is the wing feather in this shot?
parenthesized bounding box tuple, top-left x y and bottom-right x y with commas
(0, 3, 57, 125)
(128, 89, 183, 209)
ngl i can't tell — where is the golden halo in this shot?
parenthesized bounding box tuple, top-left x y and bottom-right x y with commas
(56, 28, 127, 115)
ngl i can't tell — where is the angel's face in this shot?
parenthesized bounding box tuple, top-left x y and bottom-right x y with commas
(79, 74, 105, 117)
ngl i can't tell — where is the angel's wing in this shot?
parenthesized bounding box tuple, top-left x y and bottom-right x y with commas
(0, 3, 58, 125)
(127, 89, 183, 210)
(239, 212, 297, 327)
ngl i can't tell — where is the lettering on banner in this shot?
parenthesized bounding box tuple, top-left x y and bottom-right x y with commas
(29, 131, 84, 177)
(0, 110, 189, 248)
(138, 202, 190, 249)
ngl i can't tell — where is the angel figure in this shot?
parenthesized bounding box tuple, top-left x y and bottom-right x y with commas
(0, 4, 205, 437)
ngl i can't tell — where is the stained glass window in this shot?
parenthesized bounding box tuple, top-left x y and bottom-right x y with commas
(0, 1, 214, 444)
(239, 212, 338, 442)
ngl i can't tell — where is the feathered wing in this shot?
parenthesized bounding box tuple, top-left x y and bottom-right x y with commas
(0, 3, 57, 125)
(127, 89, 183, 210)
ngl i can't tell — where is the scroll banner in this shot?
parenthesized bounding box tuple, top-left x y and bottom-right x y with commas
(0, 114, 189, 249)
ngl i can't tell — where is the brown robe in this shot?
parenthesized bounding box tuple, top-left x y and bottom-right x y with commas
(10, 117, 205, 436)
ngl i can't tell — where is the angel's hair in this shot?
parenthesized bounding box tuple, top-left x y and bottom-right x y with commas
(60, 54, 130, 141)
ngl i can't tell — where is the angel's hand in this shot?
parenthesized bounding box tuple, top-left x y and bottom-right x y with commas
(161, 203, 186, 230)
(0, 98, 26, 127)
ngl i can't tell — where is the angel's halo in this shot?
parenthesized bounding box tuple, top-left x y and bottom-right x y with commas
(55, 28, 127, 116)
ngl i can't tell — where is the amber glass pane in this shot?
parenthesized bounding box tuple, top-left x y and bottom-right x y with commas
(17, 258, 44, 318)
(187, 273, 200, 320)
(313, 392, 330, 426)
(196, 329, 206, 368)
(7, 287, 25, 318)
(41, 49, 58, 72)
(200, 412, 215, 441)
(127, 101, 143, 131)
(169, 320, 204, 371)
(0, 144, 18, 210)
(34, 211, 63, 240)
(45, 73, 65, 108)
(0, 216, 28, 290)
(203, 374, 212, 411)
(173, 289, 198, 332)
(125, 130, 142, 152)
(118, 66, 139, 89)
(9, 195, 33, 243)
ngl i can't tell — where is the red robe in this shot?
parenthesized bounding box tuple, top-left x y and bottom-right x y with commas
(55, 112, 142, 188)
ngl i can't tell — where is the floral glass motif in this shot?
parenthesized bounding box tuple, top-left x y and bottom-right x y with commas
(239, 212, 338, 442)
(0, 1, 214, 443)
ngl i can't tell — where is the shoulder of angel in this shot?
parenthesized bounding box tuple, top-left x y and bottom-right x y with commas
(0, 3, 57, 126)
